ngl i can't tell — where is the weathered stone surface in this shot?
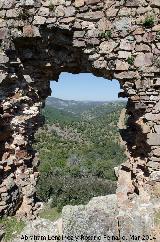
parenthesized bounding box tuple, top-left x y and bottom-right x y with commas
(64, 6, 75, 17)
(145, 113, 160, 121)
(77, 11, 103, 20)
(55, 6, 65, 17)
(152, 148, 160, 157)
(135, 44, 151, 52)
(147, 134, 160, 146)
(13, 218, 62, 242)
(152, 24, 160, 32)
(73, 31, 85, 38)
(62, 195, 158, 242)
(0, 28, 8, 39)
(125, 0, 140, 7)
(23, 25, 40, 37)
(154, 125, 160, 134)
(0, 53, 9, 63)
(38, 7, 49, 17)
(106, 7, 118, 17)
(85, 0, 100, 5)
(134, 53, 153, 67)
(116, 60, 129, 70)
(33, 16, 46, 25)
(63, 195, 119, 241)
(150, 171, 160, 181)
(113, 17, 131, 31)
(114, 71, 140, 80)
(73, 39, 86, 47)
(151, 0, 160, 7)
(119, 40, 135, 51)
(118, 51, 131, 59)
(75, 0, 85, 8)
(143, 32, 155, 43)
(99, 41, 118, 54)
(97, 18, 112, 32)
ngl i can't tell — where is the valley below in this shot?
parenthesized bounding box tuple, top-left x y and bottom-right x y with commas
(34, 97, 127, 210)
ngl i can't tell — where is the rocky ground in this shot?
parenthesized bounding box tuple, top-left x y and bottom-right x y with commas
(1, 194, 159, 242)
(0, 216, 62, 242)
(12, 218, 62, 242)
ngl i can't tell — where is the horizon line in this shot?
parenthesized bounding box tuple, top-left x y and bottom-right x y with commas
(48, 96, 127, 102)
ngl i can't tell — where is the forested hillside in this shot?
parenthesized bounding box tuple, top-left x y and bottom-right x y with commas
(34, 98, 127, 210)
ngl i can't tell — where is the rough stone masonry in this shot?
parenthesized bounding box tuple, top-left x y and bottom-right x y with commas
(0, 0, 160, 239)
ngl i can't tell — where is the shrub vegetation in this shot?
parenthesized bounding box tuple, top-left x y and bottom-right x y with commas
(34, 99, 127, 210)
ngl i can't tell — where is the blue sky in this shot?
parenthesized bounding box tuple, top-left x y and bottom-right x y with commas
(50, 73, 122, 101)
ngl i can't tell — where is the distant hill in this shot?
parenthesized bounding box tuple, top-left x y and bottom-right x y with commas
(46, 96, 109, 107)
(45, 97, 126, 119)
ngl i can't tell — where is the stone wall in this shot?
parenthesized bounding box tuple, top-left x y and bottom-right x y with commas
(0, 0, 159, 228)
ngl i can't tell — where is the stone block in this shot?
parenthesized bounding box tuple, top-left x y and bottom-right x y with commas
(0, 73, 7, 83)
(99, 41, 118, 54)
(145, 113, 160, 121)
(33, 16, 46, 25)
(135, 44, 151, 52)
(125, 0, 140, 7)
(118, 51, 131, 59)
(64, 6, 75, 17)
(113, 17, 131, 31)
(114, 71, 140, 80)
(0, 28, 8, 39)
(134, 53, 153, 67)
(23, 25, 34, 37)
(77, 11, 103, 20)
(73, 39, 86, 47)
(119, 40, 135, 51)
(63, 195, 119, 242)
(151, 0, 160, 7)
(147, 134, 160, 146)
(147, 161, 160, 170)
(152, 148, 160, 157)
(150, 171, 160, 181)
(75, 0, 85, 7)
(1, 0, 15, 9)
(154, 125, 160, 134)
(85, 0, 100, 5)
(116, 60, 129, 71)
(6, 9, 19, 18)
(135, 103, 147, 110)
(38, 7, 49, 17)
(19, 0, 35, 6)
(152, 24, 160, 32)
(73, 30, 85, 38)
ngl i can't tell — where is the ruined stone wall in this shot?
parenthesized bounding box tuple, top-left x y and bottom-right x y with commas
(0, 0, 159, 223)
